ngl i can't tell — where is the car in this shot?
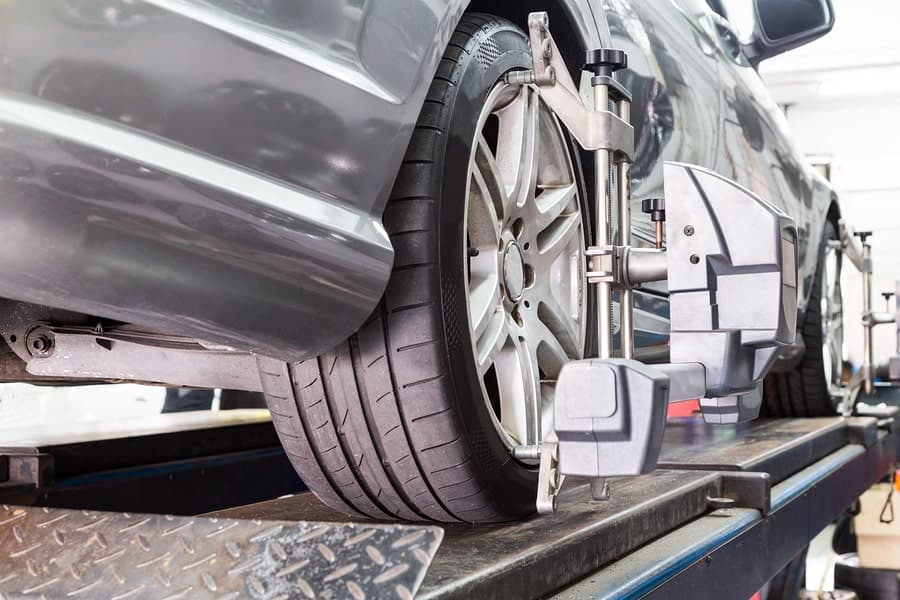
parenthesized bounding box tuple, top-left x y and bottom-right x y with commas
(0, 0, 840, 522)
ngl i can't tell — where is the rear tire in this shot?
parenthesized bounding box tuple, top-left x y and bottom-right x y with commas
(762, 220, 843, 417)
(261, 14, 588, 522)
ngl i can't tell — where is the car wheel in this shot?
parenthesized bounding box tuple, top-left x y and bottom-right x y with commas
(259, 14, 591, 522)
(762, 220, 843, 417)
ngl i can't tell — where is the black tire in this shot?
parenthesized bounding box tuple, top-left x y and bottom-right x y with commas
(834, 554, 900, 600)
(765, 546, 808, 600)
(261, 15, 567, 522)
(762, 220, 843, 417)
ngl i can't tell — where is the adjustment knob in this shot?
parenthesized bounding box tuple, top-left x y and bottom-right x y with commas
(854, 230, 873, 243)
(641, 198, 665, 222)
(883, 292, 895, 302)
(584, 48, 627, 77)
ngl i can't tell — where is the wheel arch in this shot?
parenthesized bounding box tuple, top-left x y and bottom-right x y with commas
(826, 193, 842, 229)
(454, 0, 603, 234)
(463, 0, 599, 79)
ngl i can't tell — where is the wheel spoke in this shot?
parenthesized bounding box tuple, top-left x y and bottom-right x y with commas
(825, 316, 842, 339)
(469, 271, 501, 338)
(476, 308, 510, 375)
(496, 86, 540, 215)
(469, 135, 504, 245)
(533, 183, 577, 233)
(498, 333, 541, 445)
(536, 212, 582, 264)
(534, 296, 581, 360)
(523, 311, 571, 379)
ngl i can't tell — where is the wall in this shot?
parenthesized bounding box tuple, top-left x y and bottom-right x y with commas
(760, 0, 900, 368)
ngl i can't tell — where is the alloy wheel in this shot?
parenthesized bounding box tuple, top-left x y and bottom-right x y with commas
(463, 81, 586, 454)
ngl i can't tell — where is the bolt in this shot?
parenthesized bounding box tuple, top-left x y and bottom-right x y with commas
(683, 225, 695, 236)
(690, 254, 700, 265)
(544, 66, 557, 85)
(706, 496, 736, 510)
(512, 445, 541, 460)
(28, 334, 54, 357)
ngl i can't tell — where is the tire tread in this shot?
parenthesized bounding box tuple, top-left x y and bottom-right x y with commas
(263, 14, 514, 522)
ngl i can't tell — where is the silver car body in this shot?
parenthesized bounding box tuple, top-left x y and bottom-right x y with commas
(0, 0, 833, 361)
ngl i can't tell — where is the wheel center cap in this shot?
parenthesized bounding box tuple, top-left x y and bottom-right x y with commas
(503, 242, 525, 302)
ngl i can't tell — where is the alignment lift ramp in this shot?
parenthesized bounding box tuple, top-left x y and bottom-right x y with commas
(0, 14, 896, 600)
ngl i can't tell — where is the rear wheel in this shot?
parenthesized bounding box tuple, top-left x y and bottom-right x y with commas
(762, 220, 843, 417)
(260, 14, 590, 522)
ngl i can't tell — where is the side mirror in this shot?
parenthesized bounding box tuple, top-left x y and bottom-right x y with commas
(744, 0, 834, 66)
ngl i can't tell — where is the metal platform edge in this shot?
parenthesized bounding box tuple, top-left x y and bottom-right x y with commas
(553, 421, 897, 600)
(0, 416, 892, 600)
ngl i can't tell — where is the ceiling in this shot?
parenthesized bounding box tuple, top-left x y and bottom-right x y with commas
(760, 0, 900, 105)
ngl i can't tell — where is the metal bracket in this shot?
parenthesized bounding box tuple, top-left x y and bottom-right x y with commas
(8, 322, 264, 391)
(536, 442, 564, 513)
(717, 472, 771, 515)
(844, 417, 880, 448)
(520, 14, 634, 159)
(585, 246, 618, 284)
(836, 223, 896, 399)
(0, 448, 53, 488)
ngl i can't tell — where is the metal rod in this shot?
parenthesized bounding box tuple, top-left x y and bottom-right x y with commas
(655, 221, 664, 250)
(863, 243, 874, 395)
(593, 83, 613, 359)
(624, 248, 667, 286)
(616, 99, 633, 360)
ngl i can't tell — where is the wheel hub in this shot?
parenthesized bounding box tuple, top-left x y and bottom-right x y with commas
(503, 242, 526, 302)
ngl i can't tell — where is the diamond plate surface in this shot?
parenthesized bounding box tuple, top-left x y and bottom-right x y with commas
(0, 504, 442, 599)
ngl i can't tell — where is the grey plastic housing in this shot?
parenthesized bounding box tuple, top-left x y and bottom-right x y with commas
(664, 163, 798, 417)
(554, 359, 669, 477)
(698, 385, 763, 424)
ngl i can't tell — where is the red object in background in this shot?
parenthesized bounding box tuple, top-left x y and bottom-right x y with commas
(667, 399, 700, 418)
(749, 593, 761, 600)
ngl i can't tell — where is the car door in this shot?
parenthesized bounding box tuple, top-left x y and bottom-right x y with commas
(709, 9, 822, 310)
(599, 0, 723, 355)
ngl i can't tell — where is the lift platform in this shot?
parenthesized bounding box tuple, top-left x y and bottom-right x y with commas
(0, 409, 304, 515)
(1, 413, 893, 599)
(0, 11, 890, 598)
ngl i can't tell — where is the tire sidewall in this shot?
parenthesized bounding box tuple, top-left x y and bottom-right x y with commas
(809, 220, 842, 408)
(436, 22, 539, 516)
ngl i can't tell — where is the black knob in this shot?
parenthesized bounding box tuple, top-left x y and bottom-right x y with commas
(641, 198, 665, 222)
(584, 48, 627, 78)
(883, 292, 895, 302)
(855, 230, 873, 243)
